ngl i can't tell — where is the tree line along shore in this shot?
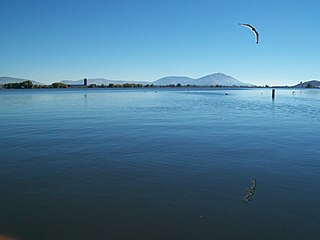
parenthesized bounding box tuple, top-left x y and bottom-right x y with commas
(1, 80, 318, 89)
(1, 80, 256, 89)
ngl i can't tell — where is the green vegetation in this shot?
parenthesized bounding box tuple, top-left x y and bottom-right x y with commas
(32, 84, 50, 89)
(107, 83, 144, 88)
(3, 80, 33, 89)
(3, 81, 68, 89)
(1, 81, 257, 89)
(51, 82, 68, 88)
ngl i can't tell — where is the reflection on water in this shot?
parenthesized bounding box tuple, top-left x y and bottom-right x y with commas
(84, 94, 87, 105)
(0, 88, 319, 240)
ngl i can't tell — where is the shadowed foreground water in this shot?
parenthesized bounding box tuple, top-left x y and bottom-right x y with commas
(0, 88, 319, 240)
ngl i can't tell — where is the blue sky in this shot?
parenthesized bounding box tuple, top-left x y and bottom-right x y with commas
(1, 0, 320, 85)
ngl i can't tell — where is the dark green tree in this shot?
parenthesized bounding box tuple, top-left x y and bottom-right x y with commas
(21, 80, 33, 88)
(52, 82, 68, 88)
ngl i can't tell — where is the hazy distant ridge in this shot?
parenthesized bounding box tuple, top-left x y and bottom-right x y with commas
(62, 73, 253, 86)
(61, 78, 151, 85)
(154, 73, 251, 86)
(0, 77, 43, 85)
(293, 80, 320, 88)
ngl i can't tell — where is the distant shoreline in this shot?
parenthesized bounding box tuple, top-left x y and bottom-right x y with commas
(1, 80, 319, 90)
(1, 86, 318, 91)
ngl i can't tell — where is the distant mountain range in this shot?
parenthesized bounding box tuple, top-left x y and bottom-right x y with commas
(3, 74, 319, 88)
(61, 73, 253, 86)
(154, 73, 252, 86)
(293, 80, 320, 88)
(60, 78, 151, 86)
(0, 77, 44, 85)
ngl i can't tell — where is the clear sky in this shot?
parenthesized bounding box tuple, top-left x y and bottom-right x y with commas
(1, 0, 320, 85)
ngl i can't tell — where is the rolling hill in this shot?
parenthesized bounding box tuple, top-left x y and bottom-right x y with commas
(154, 73, 251, 86)
(293, 80, 320, 88)
(62, 73, 252, 86)
(0, 77, 44, 85)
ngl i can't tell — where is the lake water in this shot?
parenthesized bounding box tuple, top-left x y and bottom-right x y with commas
(0, 88, 319, 240)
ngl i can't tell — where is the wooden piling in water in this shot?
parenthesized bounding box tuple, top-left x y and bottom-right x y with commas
(272, 89, 275, 99)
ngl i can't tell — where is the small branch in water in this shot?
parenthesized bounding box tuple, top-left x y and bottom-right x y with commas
(241, 179, 257, 203)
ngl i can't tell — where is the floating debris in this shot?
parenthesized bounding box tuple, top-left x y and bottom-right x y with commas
(241, 179, 256, 203)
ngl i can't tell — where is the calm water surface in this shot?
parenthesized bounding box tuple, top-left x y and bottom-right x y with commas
(0, 88, 319, 240)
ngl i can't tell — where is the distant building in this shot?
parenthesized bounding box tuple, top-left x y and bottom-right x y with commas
(67, 84, 84, 88)
(66, 78, 88, 88)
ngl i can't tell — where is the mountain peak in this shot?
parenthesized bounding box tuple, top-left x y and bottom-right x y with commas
(205, 72, 227, 76)
(153, 73, 252, 86)
(293, 80, 320, 88)
(1, 73, 253, 87)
